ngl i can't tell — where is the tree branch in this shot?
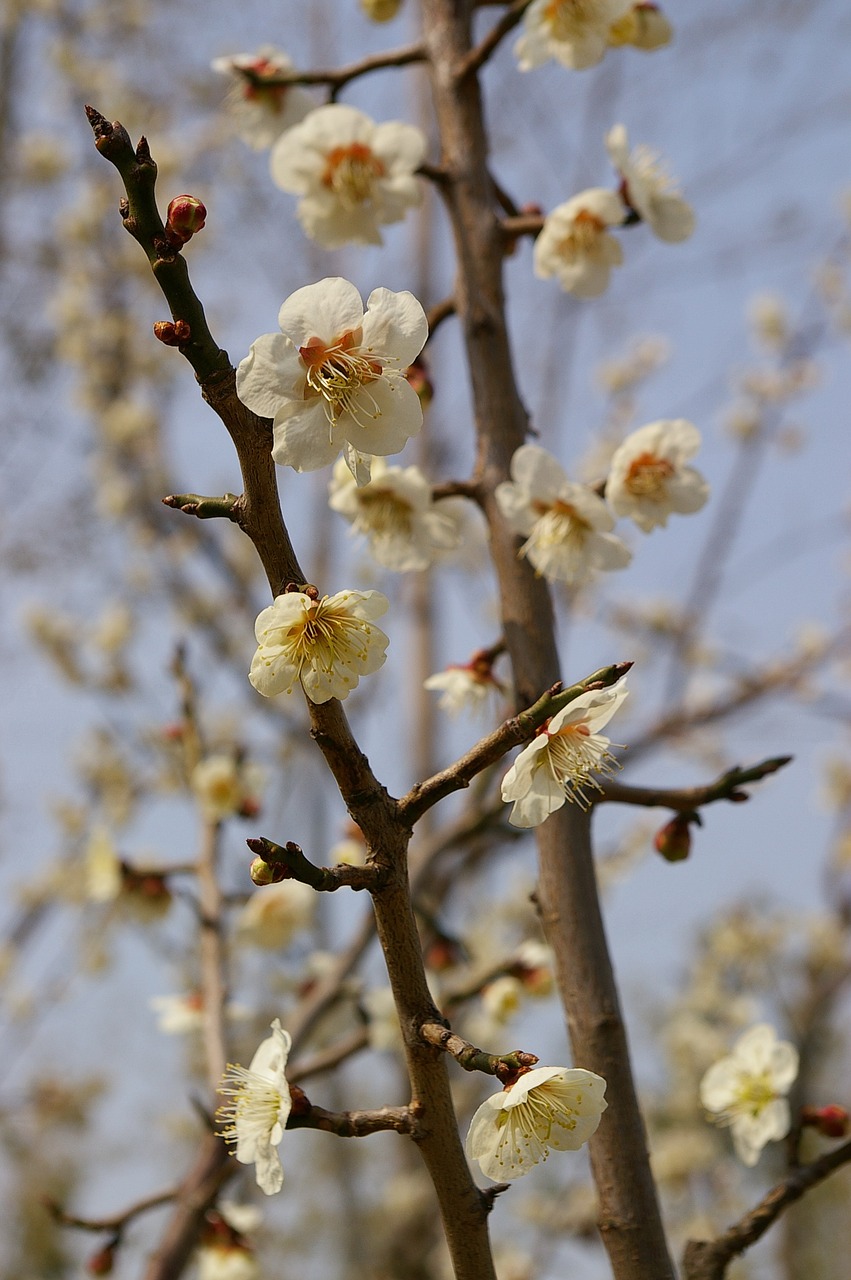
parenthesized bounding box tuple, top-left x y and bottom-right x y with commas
(290, 1103, 421, 1138)
(420, 1022, 538, 1079)
(457, 0, 534, 79)
(240, 43, 427, 92)
(598, 755, 793, 810)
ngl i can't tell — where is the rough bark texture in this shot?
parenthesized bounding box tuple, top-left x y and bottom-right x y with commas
(419, 2, 674, 1276)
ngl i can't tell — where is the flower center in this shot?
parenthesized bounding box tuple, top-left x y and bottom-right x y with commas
(545, 720, 618, 809)
(299, 330, 385, 427)
(543, 0, 597, 40)
(322, 142, 386, 208)
(524, 500, 590, 556)
(734, 1074, 777, 1117)
(560, 208, 607, 260)
(286, 599, 372, 678)
(243, 58, 290, 111)
(356, 488, 414, 539)
(623, 451, 674, 499)
(216, 1064, 285, 1147)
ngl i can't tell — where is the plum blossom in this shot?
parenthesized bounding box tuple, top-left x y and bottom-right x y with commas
(606, 124, 695, 243)
(424, 650, 505, 717)
(699, 1024, 799, 1166)
(211, 48, 313, 150)
(236, 880, 316, 949)
(149, 993, 249, 1035)
(606, 419, 708, 531)
(608, 2, 672, 49)
(516, 0, 631, 71)
(466, 1066, 607, 1181)
(328, 456, 462, 571)
(270, 104, 426, 248)
(501, 677, 629, 827)
(236, 277, 428, 483)
(217, 1019, 293, 1194)
(496, 444, 631, 585)
(534, 189, 627, 298)
(191, 754, 263, 823)
(249, 588, 389, 705)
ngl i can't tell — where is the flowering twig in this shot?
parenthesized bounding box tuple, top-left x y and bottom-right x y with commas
(242, 42, 426, 92)
(420, 1022, 538, 1080)
(598, 755, 793, 810)
(682, 1139, 851, 1280)
(246, 836, 387, 893)
(458, 0, 534, 79)
(398, 662, 631, 825)
(162, 492, 242, 521)
(290, 1102, 422, 1138)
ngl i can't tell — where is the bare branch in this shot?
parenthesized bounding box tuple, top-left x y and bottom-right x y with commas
(598, 755, 793, 811)
(458, 0, 534, 79)
(239, 43, 427, 92)
(44, 1187, 179, 1234)
(420, 1022, 538, 1079)
(290, 1103, 422, 1138)
(246, 836, 387, 893)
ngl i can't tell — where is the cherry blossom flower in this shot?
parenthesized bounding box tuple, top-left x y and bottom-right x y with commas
(191, 755, 264, 823)
(605, 419, 708, 531)
(236, 880, 316, 949)
(424, 653, 505, 717)
(606, 124, 695, 243)
(217, 1019, 293, 1195)
(608, 2, 672, 50)
(328, 456, 463, 571)
(149, 993, 249, 1035)
(211, 48, 313, 150)
(249, 588, 389, 705)
(270, 104, 426, 248)
(516, 0, 631, 71)
(534, 189, 627, 298)
(236, 277, 428, 483)
(466, 1066, 607, 1181)
(496, 444, 631, 585)
(501, 677, 629, 827)
(699, 1024, 799, 1166)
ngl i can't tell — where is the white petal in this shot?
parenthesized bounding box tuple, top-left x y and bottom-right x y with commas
(236, 332, 302, 418)
(362, 288, 428, 367)
(277, 277, 365, 346)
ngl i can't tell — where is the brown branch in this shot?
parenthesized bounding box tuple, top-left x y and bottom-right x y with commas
(683, 1140, 851, 1280)
(289, 1028, 370, 1085)
(398, 663, 631, 825)
(241, 42, 427, 91)
(290, 1103, 421, 1138)
(420, 1022, 538, 1079)
(432, 478, 483, 502)
(457, 0, 534, 79)
(44, 1187, 179, 1235)
(598, 755, 793, 811)
(500, 213, 544, 239)
(426, 293, 457, 336)
(246, 836, 387, 892)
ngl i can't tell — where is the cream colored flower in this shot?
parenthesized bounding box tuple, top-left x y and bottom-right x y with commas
(606, 419, 708, 531)
(496, 444, 631, 585)
(270, 104, 426, 248)
(466, 1066, 607, 1181)
(249, 589, 389, 704)
(361, 0, 403, 17)
(699, 1024, 799, 1166)
(149, 993, 249, 1035)
(328, 456, 462, 571)
(608, 2, 672, 49)
(534, 189, 627, 298)
(217, 1019, 293, 1194)
(236, 880, 316, 949)
(85, 826, 123, 902)
(236, 277, 428, 483)
(516, 0, 631, 71)
(501, 677, 629, 827)
(606, 124, 694, 243)
(191, 755, 264, 823)
(211, 47, 313, 150)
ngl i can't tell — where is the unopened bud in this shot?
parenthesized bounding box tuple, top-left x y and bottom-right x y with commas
(654, 814, 692, 862)
(165, 194, 207, 245)
(360, 0, 402, 19)
(249, 856, 285, 886)
(153, 319, 191, 346)
(801, 1104, 849, 1138)
(289, 1083, 312, 1115)
(87, 1243, 116, 1275)
(405, 357, 433, 408)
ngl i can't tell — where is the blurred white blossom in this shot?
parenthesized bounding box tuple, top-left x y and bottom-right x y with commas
(699, 1023, 798, 1166)
(606, 124, 695, 243)
(516, 0, 630, 71)
(534, 189, 626, 298)
(211, 47, 313, 149)
(606, 419, 708, 531)
(236, 880, 316, 949)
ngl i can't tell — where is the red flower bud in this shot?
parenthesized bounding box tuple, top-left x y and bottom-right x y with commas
(653, 814, 692, 862)
(165, 194, 207, 245)
(801, 1104, 849, 1138)
(87, 1243, 116, 1275)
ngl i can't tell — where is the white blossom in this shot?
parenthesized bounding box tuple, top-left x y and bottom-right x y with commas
(699, 1023, 799, 1166)
(211, 48, 313, 150)
(606, 419, 708, 531)
(236, 880, 316, 949)
(236, 277, 427, 483)
(534, 189, 627, 298)
(217, 1019, 293, 1195)
(496, 444, 632, 584)
(270, 104, 426, 248)
(606, 124, 695, 243)
(328, 456, 462, 571)
(516, 0, 630, 71)
(608, 3, 672, 50)
(149, 993, 249, 1035)
(424, 665, 502, 717)
(501, 677, 629, 827)
(191, 755, 264, 823)
(466, 1066, 607, 1181)
(249, 588, 389, 705)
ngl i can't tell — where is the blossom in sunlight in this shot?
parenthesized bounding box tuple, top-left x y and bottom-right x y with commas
(249, 588, 389, 704)
(236, 880, 316, 949)
(516, 0, 631, 71)
(236, 277, 428, 483)
(501, 677, 629, 827)
(328, 456, 463, 571)
(270, 104, 426, 248)
(217, 1019, 293, 1195)
(605, 419, 708, 531)
(424, 650, 505, 717)
(191, 755, 264, 823)
(466, 1066, 607, 1181)
(608, 3, 672, 50)
(606, 124, 695, 243)
(149, 994, 249, 1036)
(211, 47, 313, 150)
(534, 189, 627, 298)
(496, 444, 631, 585)
(699, 1024, 799, 1166)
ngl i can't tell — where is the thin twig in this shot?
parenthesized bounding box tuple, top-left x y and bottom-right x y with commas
(457, 0, 534, 79)
(290, 1103, 421, 1138)
(44, 1187, 179, 1234)
(420, 1022, 538, 1079)
(598, 755, 793, 811)
(241, 43, 426, 91)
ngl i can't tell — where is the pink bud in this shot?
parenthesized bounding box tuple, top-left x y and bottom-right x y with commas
(801, 1104, 849, 1138)
(653, 814, 692, 862)
(87, 1244, 116, 1275)
(165, 194, 207, 245)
